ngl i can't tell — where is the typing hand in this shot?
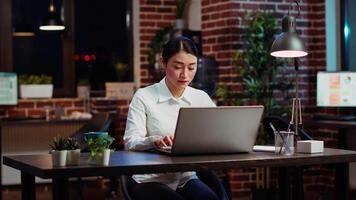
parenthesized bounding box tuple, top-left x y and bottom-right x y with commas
(154, 135, 174, 148)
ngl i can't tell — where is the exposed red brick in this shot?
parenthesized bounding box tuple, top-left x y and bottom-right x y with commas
(28, 109, 46, 118)
(54, 101, 73, 107)
(7, 109, 26, 118)
(36, 101, 54, 108)
(17, 101, 35, 108)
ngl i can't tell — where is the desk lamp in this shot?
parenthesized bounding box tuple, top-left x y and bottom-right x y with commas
(270, 0, 308, 137)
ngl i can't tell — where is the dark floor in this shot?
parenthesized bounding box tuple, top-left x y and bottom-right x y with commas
(2, 178, 124, 200)
(3, 180, 355, 200)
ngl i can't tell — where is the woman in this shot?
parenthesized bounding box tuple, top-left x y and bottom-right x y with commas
(124, 37, 219, 200)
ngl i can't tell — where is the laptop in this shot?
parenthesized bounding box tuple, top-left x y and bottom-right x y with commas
(156, 106, 264, 155)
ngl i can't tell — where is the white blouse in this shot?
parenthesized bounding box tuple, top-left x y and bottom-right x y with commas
(124, 77, 215, 190)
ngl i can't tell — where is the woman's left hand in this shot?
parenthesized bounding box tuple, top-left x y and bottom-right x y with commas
(154, 135, 174, 148)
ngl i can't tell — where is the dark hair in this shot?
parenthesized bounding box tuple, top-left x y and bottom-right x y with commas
(161, 36, 198, 63)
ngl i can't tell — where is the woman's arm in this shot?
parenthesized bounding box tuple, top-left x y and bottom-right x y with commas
(123, 90, 162, 151)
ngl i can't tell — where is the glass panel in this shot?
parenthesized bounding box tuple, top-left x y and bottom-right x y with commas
(74, 0, 132, 91)
(342, 0, 356, 71)
(12, 0, 64, 88)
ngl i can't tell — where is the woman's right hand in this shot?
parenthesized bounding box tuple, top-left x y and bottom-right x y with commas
(154, 135, 174, 148)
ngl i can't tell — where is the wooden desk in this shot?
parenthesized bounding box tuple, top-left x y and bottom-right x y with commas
(303, 119, 356, 148)
(304, 119, 356, 129)
(304, 119, 356, 192)
(3, 148, 356, 200)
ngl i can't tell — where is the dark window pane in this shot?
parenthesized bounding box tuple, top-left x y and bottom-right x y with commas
(12, 0, 64, 88)
(75, 0, 132, 91)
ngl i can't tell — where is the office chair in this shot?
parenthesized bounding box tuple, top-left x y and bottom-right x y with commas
(263, 116, 313, 200)
(120, 169, 230, 200)
(70, 112, 117, 199)
(262, 116, 313, 141)
(71, 111, 114, 151)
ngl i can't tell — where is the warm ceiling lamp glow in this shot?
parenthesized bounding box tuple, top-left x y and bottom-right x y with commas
(39, 0, 65, 31)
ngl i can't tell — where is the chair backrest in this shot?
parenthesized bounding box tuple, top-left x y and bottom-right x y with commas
(72, 112, 113, 150)
(120, 169, 229, 200)
(262, 116, 313, 140)
(120, 175, 133, 200)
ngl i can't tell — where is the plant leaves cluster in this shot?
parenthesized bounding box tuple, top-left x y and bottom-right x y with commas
(77, 79, 89, 86)
(49, 136, 80, 151)
(176, 0, 190, 19)
(147, 26, 173, 82)
(216, 12, 294, 144)
(87, 135, 115, 161)
(217, 11, 293, 116)
(19, 74, 53, 85)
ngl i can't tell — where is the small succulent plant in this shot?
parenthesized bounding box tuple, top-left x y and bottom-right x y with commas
(49, 136, 67, 151)
(66, 137, 80, 150)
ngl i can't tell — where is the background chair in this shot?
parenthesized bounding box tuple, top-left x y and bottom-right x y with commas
(262, 116, 313, 141)
(71, 111, 117, 199)
(120, 169, 230, 200)
(71, 111, 114, 151)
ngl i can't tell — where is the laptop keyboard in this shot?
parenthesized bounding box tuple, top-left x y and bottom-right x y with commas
(156, 146, 172, 153)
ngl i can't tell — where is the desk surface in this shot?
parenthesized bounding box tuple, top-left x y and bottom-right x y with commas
(303, 119, 356, 129)
(4, 148, 356, 179)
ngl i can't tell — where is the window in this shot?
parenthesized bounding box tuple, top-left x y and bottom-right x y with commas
(0, 0, 133, 96)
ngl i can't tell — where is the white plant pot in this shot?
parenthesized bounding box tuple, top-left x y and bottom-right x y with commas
(96, 149, 111, 166)
(20, 84, 53, 98)
(77, 86, 90, 99)
(66, 149, 81, 166)
(51, 150, 67, 167)
(175, 19, 185, 29)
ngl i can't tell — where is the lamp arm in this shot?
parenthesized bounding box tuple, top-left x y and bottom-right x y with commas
(288, 0, 301, 18)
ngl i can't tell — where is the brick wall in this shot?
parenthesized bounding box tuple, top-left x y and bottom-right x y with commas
(0, 0, 341, 199)
(139, 0, 176, 85)
(0, 98, 129, 149)
(201, 0, 337, 199)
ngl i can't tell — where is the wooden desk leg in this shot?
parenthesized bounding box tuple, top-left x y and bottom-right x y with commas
(278, 167, 290, 200)
(52, 178, 69, 200)
(20, 172, 36, 200)
(335, 163, 350, 200)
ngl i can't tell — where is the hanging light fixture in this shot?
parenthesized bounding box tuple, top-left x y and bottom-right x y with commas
(270, 1, 307, 58)
(39, 0, 65, 31)
(13, 0, 35, 37)
(270, 0, 308, 137)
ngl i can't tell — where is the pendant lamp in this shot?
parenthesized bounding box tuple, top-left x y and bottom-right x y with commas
(39, 0, 65, 31)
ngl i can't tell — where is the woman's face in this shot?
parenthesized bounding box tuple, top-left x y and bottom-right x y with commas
(163, 51, 197, 91)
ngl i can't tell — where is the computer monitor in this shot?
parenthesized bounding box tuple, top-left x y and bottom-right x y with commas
(317, 71, 356, 107)
(0, 72, 17, 105)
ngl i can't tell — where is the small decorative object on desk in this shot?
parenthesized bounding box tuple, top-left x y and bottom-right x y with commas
(49, 136, 68, 167)
(66, 137, 81, 166)
(270, 123, 294, 155)
(296, 140, 324, 153)
(86, 133, 115, 166)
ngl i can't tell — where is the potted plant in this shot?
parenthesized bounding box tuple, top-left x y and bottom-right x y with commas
(19, 74, 53, 98)
(49, 136, 68, 167)
(175, 0, 190, 29)
(65, 137, 81, 166)
(87, 134, 115, 166)
(77, 79, 90, 99)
